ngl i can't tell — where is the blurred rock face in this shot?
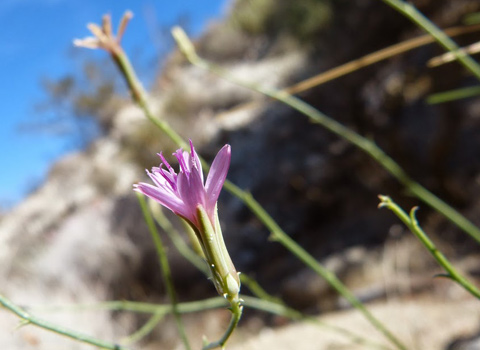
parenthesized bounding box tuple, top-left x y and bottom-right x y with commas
(1, 0, 480, 348)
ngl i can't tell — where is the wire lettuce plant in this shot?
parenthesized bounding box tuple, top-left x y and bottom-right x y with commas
(2, 4, 473, 350)
(74, 12, 406, 350)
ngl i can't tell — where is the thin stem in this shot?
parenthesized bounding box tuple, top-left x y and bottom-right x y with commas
(379, 0, 480, 81)
(202, 299, 243, 350)
(218, 23, 480, 118)
(111, 47, 188, 150)
(122, 311, 165, 345)
(0, 294, 129, 350)
(427, 85, 480, 104)
(33, 297, 228, 315)
(172, 27, 480, 246)
(378, 195, 480, 299)
(137, 194, 191, 350)
(32, 296, 391, 350)
(286, 24, 480, 95)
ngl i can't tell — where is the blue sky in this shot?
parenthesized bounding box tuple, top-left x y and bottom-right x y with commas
(0, 0, 227, 209)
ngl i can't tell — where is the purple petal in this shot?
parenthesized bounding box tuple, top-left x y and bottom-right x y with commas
(178, 167, 206, 205)
(174, 149, 189, 175)
(205, 144, 231, 208)
(147, 170, 169, 188)
(189, 140, 204, 183)
(133, 183, 186, 217)
(158, 152, 175, 174)
(148, 171, 177, 195)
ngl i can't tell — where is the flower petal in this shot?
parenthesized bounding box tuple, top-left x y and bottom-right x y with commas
(133, 183, 186, 217)
(148, 171, 177, 196)
(189, 140, 204, 183)
(205, 144, 231, 208)
(134, 141, 230, 231)
(178, 164, 206, 204)
(174, 149, 189, 175)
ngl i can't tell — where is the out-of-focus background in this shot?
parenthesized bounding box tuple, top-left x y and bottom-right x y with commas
(0, 0, 225, 209)
(1, 0, 480, 349)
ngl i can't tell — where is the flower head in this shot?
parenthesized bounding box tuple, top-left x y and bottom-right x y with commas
(134, 141, 239, 300)
(134, 140, 231, 229)
(73, 11, 133, 53)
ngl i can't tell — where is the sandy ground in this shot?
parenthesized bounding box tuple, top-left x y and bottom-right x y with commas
(228, 296, 480, 350)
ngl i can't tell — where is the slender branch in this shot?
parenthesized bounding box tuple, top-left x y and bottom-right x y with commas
(379, 0, 480, 81)
(121, 312, 165, 345)
(286, 24, 480, 95)
(217, 23, 480, 119)
(378, 195, 480, 299)
(172, 26, 480, 246)
(32, 296, 391, 350)
(427, 85, 480, 104)
(428, 41, 480, 68)
(137, 194, 191, 350)
(202, 299, 243, 350)
(0, 294, 129, 350)
(111, 45, 188, 150)
(32, 297, 228, 315)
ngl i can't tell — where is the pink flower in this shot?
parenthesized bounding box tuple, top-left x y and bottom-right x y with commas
(135, 141, 240, 300)
(134, 140, 231, 228)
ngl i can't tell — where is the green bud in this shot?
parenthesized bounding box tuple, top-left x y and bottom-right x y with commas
(196, 204, 241, 300)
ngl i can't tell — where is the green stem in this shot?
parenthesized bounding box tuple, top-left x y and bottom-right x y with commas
(379, 0, 480, 81)
(137, 194, 191, 350)
(122, 311, 165, 345)
(31, 296, 391, 350)
(33, 297, 227, 315)
(202, 299, 243, 350)
(427, 85, 480, 104)
(378, 195, 480, 299)
(172, 27, 480, 246)
(111, 47, 188, 150)
(0, 294, 129, 350)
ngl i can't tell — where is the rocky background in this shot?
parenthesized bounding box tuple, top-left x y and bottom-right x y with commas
(1, 0, 480, 349)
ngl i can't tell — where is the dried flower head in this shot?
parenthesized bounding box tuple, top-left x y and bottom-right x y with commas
(73, 11, 133, 53)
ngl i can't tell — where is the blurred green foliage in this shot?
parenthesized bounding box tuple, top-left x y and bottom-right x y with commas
(231, 0, 332, 43)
